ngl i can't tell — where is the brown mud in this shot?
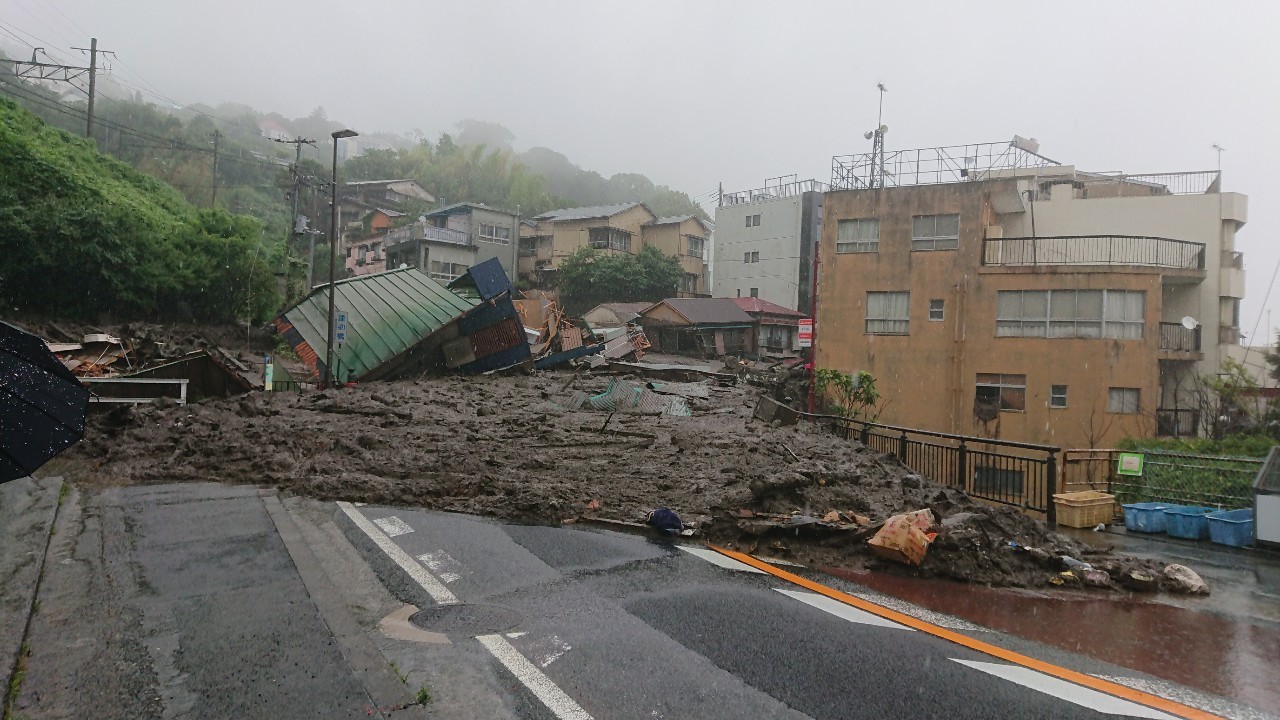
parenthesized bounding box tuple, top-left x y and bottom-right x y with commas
(67, 370, 1186, 591)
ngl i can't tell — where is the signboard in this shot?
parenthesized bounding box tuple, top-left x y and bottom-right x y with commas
(797, 318, 813, 348)
(1116, 452, 1144, 477)
(263, 355, 273, 392)
(334, 310, 348, 345)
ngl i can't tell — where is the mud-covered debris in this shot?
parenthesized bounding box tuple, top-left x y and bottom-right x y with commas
(1164, 564, 1210, 595)
(867, 509, 936, 566)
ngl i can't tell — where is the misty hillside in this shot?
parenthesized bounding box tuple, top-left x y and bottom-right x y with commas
(0, 97, 279, 322)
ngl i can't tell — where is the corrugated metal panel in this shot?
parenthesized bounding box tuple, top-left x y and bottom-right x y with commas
(468, 318, 525, 357)
(276, 268, 477, 381)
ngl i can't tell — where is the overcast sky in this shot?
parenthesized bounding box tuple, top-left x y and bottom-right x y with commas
(5, 0, 1279, 342)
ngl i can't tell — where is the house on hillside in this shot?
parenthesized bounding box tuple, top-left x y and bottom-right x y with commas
(638, 298, 756, 357)
(642, 215, 711, 297)
(339, 179, 435, 226)
(421, 202, 520, 283)
(521, 202, 657, 284)
(384, 220, 478, 283)
(817, 137, 1248, 448)
(733, 297, 807, 357)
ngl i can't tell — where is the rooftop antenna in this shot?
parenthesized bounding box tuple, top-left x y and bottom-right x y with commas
(1211, 143, 1225, 175)
(863, 83, 889, 188)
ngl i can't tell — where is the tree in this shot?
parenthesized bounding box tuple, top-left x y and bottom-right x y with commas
(556, 246, 684, 315)
(814, 368, 884, 422)
(455, 119, 515, 150)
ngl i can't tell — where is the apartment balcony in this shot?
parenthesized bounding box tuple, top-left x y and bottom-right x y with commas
(385, 224, 472, 248)
(982, 235, 1206, 283)
(1221, 251, 1245, 298)
(1158, 321, 1202, 360)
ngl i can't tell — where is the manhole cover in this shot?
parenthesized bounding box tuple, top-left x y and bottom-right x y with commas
(409, 604, 523, 635)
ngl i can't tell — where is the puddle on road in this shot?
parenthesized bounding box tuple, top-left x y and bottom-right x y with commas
(820, 566, 1280, 716)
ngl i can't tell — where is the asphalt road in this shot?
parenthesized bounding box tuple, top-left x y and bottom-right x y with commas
(334, 502, 1223, 720)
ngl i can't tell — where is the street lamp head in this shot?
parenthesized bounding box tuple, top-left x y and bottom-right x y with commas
(332, 129, 358, 139)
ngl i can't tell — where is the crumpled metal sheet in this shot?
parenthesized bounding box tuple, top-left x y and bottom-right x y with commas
(566, 378, 691, 416)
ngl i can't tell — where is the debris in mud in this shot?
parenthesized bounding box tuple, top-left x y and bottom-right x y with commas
(63, 366, 1206, 594)
(867, 509, 936, 566)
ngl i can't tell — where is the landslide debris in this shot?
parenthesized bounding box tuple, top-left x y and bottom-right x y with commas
(69, 371, 1184, 592)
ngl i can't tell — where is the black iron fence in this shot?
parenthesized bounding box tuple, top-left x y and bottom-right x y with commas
(1156, 408, 1200, 437)
(1158, 322, 1201, 352)
(801, 413, 1061, 523)
(983, 235, 1206, 270)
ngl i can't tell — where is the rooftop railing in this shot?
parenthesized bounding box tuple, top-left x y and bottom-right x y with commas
(983, 235, 1206, 270)
(831, 140, 1059, 190)
(721, 179, 828, 206)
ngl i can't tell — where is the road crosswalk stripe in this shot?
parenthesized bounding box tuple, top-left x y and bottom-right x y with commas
(477, 634, 593, 720)
(775, 588, 914, 630)
(952, 660, 1180, 720)
(337, 502, 459, 605)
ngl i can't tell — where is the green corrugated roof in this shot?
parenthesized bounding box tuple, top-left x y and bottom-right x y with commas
(282, 268, 478, 380)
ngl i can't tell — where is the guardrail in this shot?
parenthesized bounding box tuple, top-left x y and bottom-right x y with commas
(983, 235, 1206, 270)
(800, 412, 1060, 524)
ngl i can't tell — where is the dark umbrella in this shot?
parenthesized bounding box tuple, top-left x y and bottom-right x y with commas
(0, 322, 90, 482)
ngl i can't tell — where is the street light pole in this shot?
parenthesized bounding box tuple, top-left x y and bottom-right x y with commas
(326, 129, 358, 388)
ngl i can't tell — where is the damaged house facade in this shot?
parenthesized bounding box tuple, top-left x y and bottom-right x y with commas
(816, 138, 1248, 449)
(640, 298, 756, 356)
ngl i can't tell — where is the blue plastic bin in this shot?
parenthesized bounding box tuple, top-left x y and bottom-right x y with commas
(1164, 506, 1215, 539)
(1206, 509, 1254, 548)
(1123, 502, 1172, 533)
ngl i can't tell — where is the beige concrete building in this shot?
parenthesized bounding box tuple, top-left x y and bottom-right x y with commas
(816, 139, 1248, 449)
(640, 215, 711, 296)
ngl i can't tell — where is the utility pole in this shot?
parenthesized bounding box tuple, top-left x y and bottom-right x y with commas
(210, 129, 222, 207)
(12, 40, 112, 138)
(271, 136, 317, 297)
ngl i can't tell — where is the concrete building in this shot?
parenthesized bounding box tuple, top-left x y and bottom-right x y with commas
(422, 203, 520, 283)
(383, 220, 477, 284)
(713, 179, 825, 314)
(816, 139, 1248, 449)
(521, 203, 657, 283)
(640, 215, 711, 296)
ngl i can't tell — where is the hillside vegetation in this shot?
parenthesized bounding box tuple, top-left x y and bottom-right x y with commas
(0, 98, 279, 322)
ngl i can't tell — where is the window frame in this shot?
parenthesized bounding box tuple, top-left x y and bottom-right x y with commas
(836, 218, 880, 254)
(865, 291, 910, 335)
(911, 213, 960, 251)
(1049, 384, 1068, 408)
(975, 373, 1027, 412)
(1108, 387, 1141, 414)
(996, 289, 1145, 339)
(928, 299, 945, 322)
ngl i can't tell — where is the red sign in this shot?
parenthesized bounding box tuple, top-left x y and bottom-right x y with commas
(798, 318, 813, 348)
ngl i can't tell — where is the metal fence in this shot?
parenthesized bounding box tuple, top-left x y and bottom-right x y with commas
(1158, 322, 1201, 352)
(830, 140, 1059, 190)
(803, 413, 1060, 523)
(983, 235, 1206, 270)
(1062, 449, 1260, 509)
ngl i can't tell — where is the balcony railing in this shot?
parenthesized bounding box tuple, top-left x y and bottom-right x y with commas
(1157, 408, 1200, 437)
(1158, 322, 1201, 352)
(385, 223, 471, 247)
(983, 235, 1206, 270)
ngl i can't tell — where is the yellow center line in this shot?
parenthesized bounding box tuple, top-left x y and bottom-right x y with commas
(709, 545, 1222, 720)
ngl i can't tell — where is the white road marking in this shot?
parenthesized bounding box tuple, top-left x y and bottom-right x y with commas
(753, 555, 805, 567)
(372, 515, 414, 537)
(477, 634, 593, 720)
(1092, 675, 1269, 720)
(952, 660, 1180, 720)
(678, 546, 766, 574)
(530, 634, 573, 668)
(841, 588, 983, 632)
(337, 501, 459, 605)
(775, 589, 914, 631)
(418, 550, 464, 583)
(505, 632, 527, 639)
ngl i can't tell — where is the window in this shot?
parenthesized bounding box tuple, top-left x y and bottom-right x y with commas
(1108, 387, 1140, 414)
(478, 223, 512, 244)
(679, 273, 697, 293)
(745, 214, 761, 227)
(743, 251, 760, 264)
(866, 291, 910, 335)
(686, 236, 706, 259)
(836, 218, 880, 253)
(928, 299, 944, 321)
(1050, 385, 1068, 408)
(736, 288, 741, 298)
(519, 237, 537, 256)
(429, 261, 469, 281)
(996, 290, 1144, 339)
(911, 213, 959, 251)
(975, 373, 1026, 412)
(588, 227, 632, 252)
(749, 288, 759, 298)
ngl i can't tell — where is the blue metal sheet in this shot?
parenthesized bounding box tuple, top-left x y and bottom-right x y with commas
(448, 257, 511, 302)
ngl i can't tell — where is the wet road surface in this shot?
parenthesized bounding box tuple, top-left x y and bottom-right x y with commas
(337, 502, 1259, 720)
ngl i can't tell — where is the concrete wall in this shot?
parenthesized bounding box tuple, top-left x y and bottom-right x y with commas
(640, 218, 709, 294)
(469, 207, 520, 284)
(814, 178, 1235, 448)
(714, 195, 805, 308)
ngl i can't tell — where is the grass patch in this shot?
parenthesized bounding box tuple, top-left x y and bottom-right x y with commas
(415, 685, 432, 706)
(389, 661, 407, 684)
